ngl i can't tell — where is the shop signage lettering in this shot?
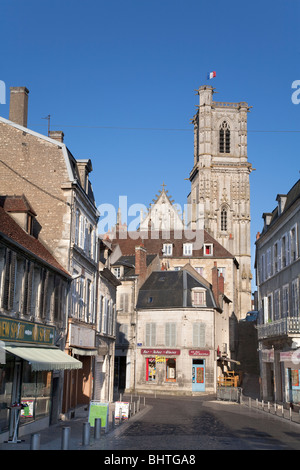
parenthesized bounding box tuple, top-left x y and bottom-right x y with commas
(0, 316, 55, 345)
(189, 350, 210, 357)
(141, 349, 180, 355)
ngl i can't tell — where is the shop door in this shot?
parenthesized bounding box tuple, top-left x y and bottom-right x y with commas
(192, 359, 205, 392)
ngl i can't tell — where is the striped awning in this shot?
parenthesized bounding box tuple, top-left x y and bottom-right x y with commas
(3, 344, 82, 371)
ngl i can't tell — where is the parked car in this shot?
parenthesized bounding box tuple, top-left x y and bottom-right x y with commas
(245, 310, 258, 322)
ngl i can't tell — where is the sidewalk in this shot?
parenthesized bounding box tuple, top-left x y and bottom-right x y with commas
(0, 399, 150, 451)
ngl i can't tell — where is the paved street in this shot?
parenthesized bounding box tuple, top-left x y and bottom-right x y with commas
(2, 393, 300, 452)
(99, 395, 300, 451)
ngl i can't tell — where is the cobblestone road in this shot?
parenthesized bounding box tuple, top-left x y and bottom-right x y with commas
(98, 394, 300, 451)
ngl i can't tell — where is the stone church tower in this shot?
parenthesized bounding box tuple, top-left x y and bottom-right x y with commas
(188, 85, 253, 316)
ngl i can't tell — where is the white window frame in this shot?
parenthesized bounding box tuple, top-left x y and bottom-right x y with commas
(162, 243, 173, 256)
(183, 243, 193, 256)
(203, 244, 213, 256)
(145, 323, 156, 347)
(165, 322, 176, 347)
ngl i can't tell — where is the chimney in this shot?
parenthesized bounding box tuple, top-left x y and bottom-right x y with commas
(9, 87, 29, 127)
(135, 245, 147, 279)
(49, 130, 64, 143)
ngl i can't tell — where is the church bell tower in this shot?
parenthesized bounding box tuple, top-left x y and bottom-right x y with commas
(188, 85, 253, 315)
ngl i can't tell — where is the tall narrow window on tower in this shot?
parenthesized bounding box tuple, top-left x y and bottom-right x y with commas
(219, 121, 230, 153)
(221, 207, 227, 231)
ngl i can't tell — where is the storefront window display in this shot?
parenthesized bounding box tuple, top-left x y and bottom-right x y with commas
(146, 358, 156, 382)
(19, 361, 52, 426)
(166, 358, 176, 382)
(0, 352, 14, 433)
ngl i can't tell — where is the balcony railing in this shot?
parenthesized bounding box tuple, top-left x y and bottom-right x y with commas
(257, 317, 300, 340)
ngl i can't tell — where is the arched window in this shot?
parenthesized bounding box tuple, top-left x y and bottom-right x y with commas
(221, 207, 227, 231)
(219, 121, 230, 153)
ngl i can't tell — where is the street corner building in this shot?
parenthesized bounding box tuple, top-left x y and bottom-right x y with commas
(134, 264, 232, 395)
(0, 199, 82, 442)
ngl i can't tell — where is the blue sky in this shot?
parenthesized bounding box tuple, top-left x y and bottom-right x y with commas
(1, 0, 299, 284)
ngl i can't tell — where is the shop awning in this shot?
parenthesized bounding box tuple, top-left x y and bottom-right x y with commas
(4, 345, 83, 371)
(70, 346, 98, 356)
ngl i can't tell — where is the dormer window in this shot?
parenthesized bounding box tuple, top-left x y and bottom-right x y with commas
(219, 121, 230, 153)
(204, 244, 213, 256)
(183, 243, 193, 256)
(113, 267, 121, 279)
(192, 288, 206, 307)
(162, 243, 172, 256)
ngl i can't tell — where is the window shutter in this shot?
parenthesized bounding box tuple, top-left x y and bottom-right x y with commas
(8, 251, 16, 310)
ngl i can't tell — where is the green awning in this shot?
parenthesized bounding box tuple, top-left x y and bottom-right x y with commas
(4, 345, 82, 371)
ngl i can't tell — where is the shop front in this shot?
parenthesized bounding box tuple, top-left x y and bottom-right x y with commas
(280, 350, 300, 404)
(0, 315, 82, 442)
(136, 348, 213, 395)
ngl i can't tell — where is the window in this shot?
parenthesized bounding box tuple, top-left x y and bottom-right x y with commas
(274, 289, 280, 320)
(183, 243, 193, 256)
(282, 285, 289, 318)
(282, 235, 287, 268)
(192, 289, 206, 306)
(193, 323, 206, 347)
(221, 207, 227, 231)
(203, 244, 213, 256)
(290, 225, 298, 262)
(145, 323, 156, 347)
(166, 358, 176, 382)
(292, 279, 299, 317)
(218, 267, 226, 281)
(75, 209, 80, 245)
(113, 267, 121, 279)
(118, 323, 128, 344)
(273, 241, 280, 273)
(267, 294, 273, 322)
(194, 267, 204, 276)
(219, 121, 230, 153)
(162, 244, 172, 256)
(119, 292, 129, 312)
(165, 323, 176, 347)
(266, 248, 272, 279)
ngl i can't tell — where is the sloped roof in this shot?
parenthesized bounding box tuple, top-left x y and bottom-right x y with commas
(0, 206, 70, 277)
(110, 229, 235, 260)
(260, 179, 300, 235)
(136, 269, 216, 310)
(0, 194, 37, 215)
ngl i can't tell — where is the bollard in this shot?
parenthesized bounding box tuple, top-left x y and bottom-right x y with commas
(249, 397, 251, 408)
(61, 426, 70, 450)
(133, 401, 136, 415)
(30, 433, 40, 450)
(256, 398, 258, 408)
(268, 402, 270, 413)
(274, 403, 277, 414)
(119, 408, 122, 424)
(94, 418, 101, 440)
(144, 396, 146, 406)
(82, 422, 90, 446)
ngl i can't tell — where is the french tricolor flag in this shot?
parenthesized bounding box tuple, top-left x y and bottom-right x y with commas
(207, 71, 216, 79)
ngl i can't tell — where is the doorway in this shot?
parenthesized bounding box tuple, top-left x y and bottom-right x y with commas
(192, 359, 205, 392)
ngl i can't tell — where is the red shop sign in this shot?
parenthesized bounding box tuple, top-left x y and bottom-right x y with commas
(189, 350, 210, 357)
(141, 349, 181, 356)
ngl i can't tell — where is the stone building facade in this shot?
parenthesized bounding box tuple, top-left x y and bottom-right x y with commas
(0, 197, 82, 441)
(255, 179, 300, 403)
(0, 87, 102, 415)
